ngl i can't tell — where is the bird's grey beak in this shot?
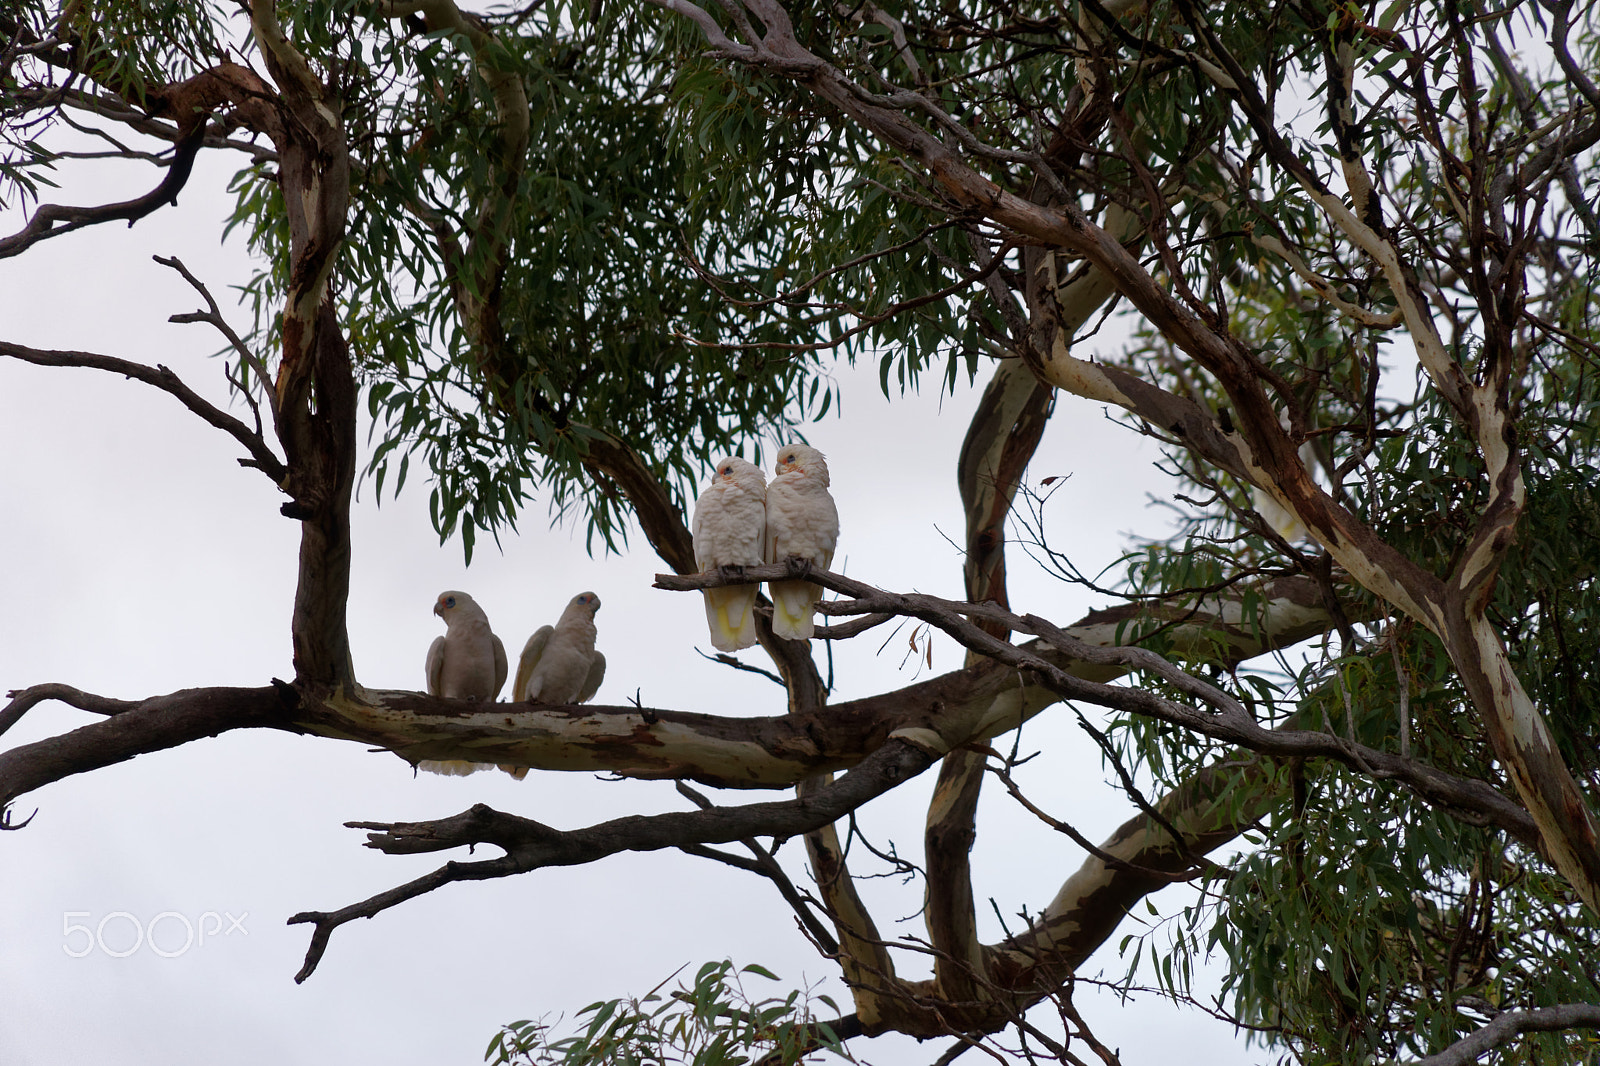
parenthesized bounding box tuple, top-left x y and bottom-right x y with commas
(433, 602, 445, 618)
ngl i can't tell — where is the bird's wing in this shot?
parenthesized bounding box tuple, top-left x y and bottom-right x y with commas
(764, 479, 835, 641)
(492, 633, 508, 699)
(691, 491, 714, 571)
(514, 625, 553, 701)
(695, 486, 765, 569)
(577, 651, 606, 704)
(425, 636, 446, 697)
(1253, 486, 1307, 542)
(764, 478, 792, 562)
(763, 488, 782, 562)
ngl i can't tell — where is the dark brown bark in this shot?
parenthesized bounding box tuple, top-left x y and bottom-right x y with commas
(0, 687, 290, 814)
(288, 737, 937, 981)
(281, 303, 358, 686)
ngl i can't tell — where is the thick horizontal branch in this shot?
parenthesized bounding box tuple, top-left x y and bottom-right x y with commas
(287, 737, 936, 980)
(0, 685, 291, 813)
(5, 569, 1518, 847)
(0, 565, 1349, 809)
(0, 341, 289, 482)
(304, 563, 1331, 788)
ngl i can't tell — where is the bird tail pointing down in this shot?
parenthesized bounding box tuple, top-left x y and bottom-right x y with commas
(703, 586, 759, 652)
(768, 580, 820, 641)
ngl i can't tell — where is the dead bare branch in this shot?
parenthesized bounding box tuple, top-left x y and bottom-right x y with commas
(0, 340, 289, 483)
(287, 737, 937, 981)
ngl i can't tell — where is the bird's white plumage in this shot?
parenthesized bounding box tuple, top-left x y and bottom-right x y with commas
(500, 591, 606, 780)
(418, 590, 507, 777)
(691, 456, 767, 652)
(1253, 419, 1319, 543)
(764, 444, 839, 641)
(1253, 486, 1307, 543)
(514, 592, 605, 704)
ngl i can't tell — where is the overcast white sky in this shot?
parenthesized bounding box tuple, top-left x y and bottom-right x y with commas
(0, 138, 1257, 1063)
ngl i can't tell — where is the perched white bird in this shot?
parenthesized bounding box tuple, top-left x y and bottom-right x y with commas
(1253, 486, 1308, 543)
(764, 443, 839, 641)
(497, 591, 606, 781)
(514, 592, 606, 705)
(419, 590, 507, 777)
(1253, 414, 1319, 543)
(691, 456, 768, 652)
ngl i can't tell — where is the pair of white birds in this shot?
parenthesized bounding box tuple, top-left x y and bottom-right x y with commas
(419, 589, 605, 777)
(691, 443, 840, 651)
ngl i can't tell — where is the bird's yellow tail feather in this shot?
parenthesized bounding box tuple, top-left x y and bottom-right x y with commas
(768, 579, 819, 641)
(703, 586, 759, 652)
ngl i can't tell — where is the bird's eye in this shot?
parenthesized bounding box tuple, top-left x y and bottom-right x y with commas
(445, 596, 456, 608)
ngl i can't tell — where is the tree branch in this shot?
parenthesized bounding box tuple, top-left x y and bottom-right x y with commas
(0, 686, 291, 813)
(676, 780, 841, 954)
(0, 340, 289, 483)
(658, 562, 1541, 844)
(0, 123, 207, 259)
(1408, 1003, 1600, 1066)
(0, 684, 139, 740)
(287, 737, 937, 981)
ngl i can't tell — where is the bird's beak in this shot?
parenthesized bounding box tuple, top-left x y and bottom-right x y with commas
(433, 602, 445, 618)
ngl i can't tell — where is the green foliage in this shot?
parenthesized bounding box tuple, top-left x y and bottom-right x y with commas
(1027, 0, 1600, 1055)
(0, 0, 228, 204)
(9, 0, 1600, 1058)
(485, 961, 850, 1066)
(206, 0, 995, 557)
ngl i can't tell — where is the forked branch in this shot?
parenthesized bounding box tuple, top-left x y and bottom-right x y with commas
(287, 737, 937, 981)
(659, 562, 1540, 845)
(0, 340, 289, 483)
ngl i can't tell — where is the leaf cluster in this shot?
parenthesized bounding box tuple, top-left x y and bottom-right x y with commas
(485, 961, 849, 1066)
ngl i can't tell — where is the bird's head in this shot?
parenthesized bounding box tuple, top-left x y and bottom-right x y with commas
(572, 591, 601, 614)
(776, 444, 828, 484)
(712, 456, 766, 492)
(434, 590, 472, 620)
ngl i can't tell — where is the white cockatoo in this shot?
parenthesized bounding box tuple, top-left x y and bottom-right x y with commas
(498, 591, 606, 780)
(1253, 487, 1308, 543)
(419, 590, 507, 777)
(764, 443, 839, 641)
(1252, 412, 1319, 543)
(691, 455, 768, 652)
(514, 592, 606, 705)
